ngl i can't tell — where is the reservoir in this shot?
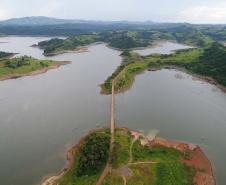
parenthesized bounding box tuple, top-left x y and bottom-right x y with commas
(0, 37, 225, 185)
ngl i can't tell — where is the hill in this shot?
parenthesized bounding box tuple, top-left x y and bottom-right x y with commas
(0, 16, 89, 26)
(0, 16, 158, 26)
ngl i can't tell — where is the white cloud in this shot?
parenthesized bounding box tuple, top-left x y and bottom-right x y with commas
(177, 4, 226, 24)
(0, 5, 11, 20)
(0, 0, 226, 23)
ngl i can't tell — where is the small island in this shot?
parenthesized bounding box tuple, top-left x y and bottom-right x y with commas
(0, 52, 70, 81)
(41, 128, 215, 185)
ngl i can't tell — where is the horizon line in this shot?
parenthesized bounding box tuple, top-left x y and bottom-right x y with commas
(0, 16, 225, 25)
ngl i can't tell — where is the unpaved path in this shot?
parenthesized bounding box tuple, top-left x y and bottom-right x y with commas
(122, 176, 126, 185)
(128, 134, 139, 163)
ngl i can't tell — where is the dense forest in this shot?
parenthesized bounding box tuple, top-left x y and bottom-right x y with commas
(76, 132, 110, 176)
(188, 42, 226, 86)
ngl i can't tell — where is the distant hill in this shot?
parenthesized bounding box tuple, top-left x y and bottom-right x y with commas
(0, 16, 225, 38)
(0, 16, 87, 26)
(0, 16, 155, 26)
(0, 17, 168, 36)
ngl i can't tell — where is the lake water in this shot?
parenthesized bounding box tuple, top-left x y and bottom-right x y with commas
(0, 37, 225, 185)
(134, 41, 193, 56)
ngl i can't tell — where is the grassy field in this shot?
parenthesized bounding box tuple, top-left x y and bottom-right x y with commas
(103, 128, 196, 185)
(101, 42, 226, 94)
(111, 129, 132, 168)
(0, 55, 64, 79)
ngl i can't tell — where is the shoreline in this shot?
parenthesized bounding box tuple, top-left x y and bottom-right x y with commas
(40, 127, 216, 185)
(43, 47, 89, 56)
(148, 65, 226, 94)
(133, 40, 195, 53)
(39, 128, 108, 185)
(130, 128, 216, 185)
(100, 64, 226, 95)
(39, 42, 104, 57)
(0, 61, 71, 81)
(38, 40, 189, 57)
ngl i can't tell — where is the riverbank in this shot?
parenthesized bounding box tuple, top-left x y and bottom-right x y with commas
(40, 127, 216, 185)
(39, 42, 105, 56)
(40, 128, 110, 185)
(43, 47, 89, 56)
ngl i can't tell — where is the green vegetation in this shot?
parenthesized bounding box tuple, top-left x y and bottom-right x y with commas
(56, 128, 213, 185)
(101, 51, 145, 94)
(188, 42, 226, 86)
(101, 30, 156, 49)
(102, 171, 124, 185)
(76, 131, 110, 176)
(0, 55, 60, 79)
(38, 35, 100, 55)
(0, 51, 14, 59)
(168, 26, 214, 47)
(202, 26, 226, 42)
(58, 129, 110, 185)
(111, 129, 132, 168)
(103, 128, 196, 185)
(126, 164, 155, 185)
(101, 42, 226, 94)
(38, 28, 215, 56)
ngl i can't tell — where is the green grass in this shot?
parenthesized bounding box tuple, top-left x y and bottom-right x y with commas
(111, 129, 132, 168)
(132, 141, 181, 162)
(103, 129, 196, 185)
(155, 162, 195, 185)
(130, 139, 196, 185)
(103, 171, 124, 185)
(127, 164, 156, 185)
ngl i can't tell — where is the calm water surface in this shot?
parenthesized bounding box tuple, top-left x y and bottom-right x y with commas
(0, 37, 225, 185)
(134, 41, 193, 56)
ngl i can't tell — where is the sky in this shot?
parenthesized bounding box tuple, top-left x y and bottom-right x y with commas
(0, 0, 226, 24)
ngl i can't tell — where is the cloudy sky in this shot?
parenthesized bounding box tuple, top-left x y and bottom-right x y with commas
(0, 0, 226, 24)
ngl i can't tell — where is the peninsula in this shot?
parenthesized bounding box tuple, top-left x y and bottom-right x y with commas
(101, 42, 226, 94)
(0, 52, 70, 81)
(41, 128, 215, 185)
